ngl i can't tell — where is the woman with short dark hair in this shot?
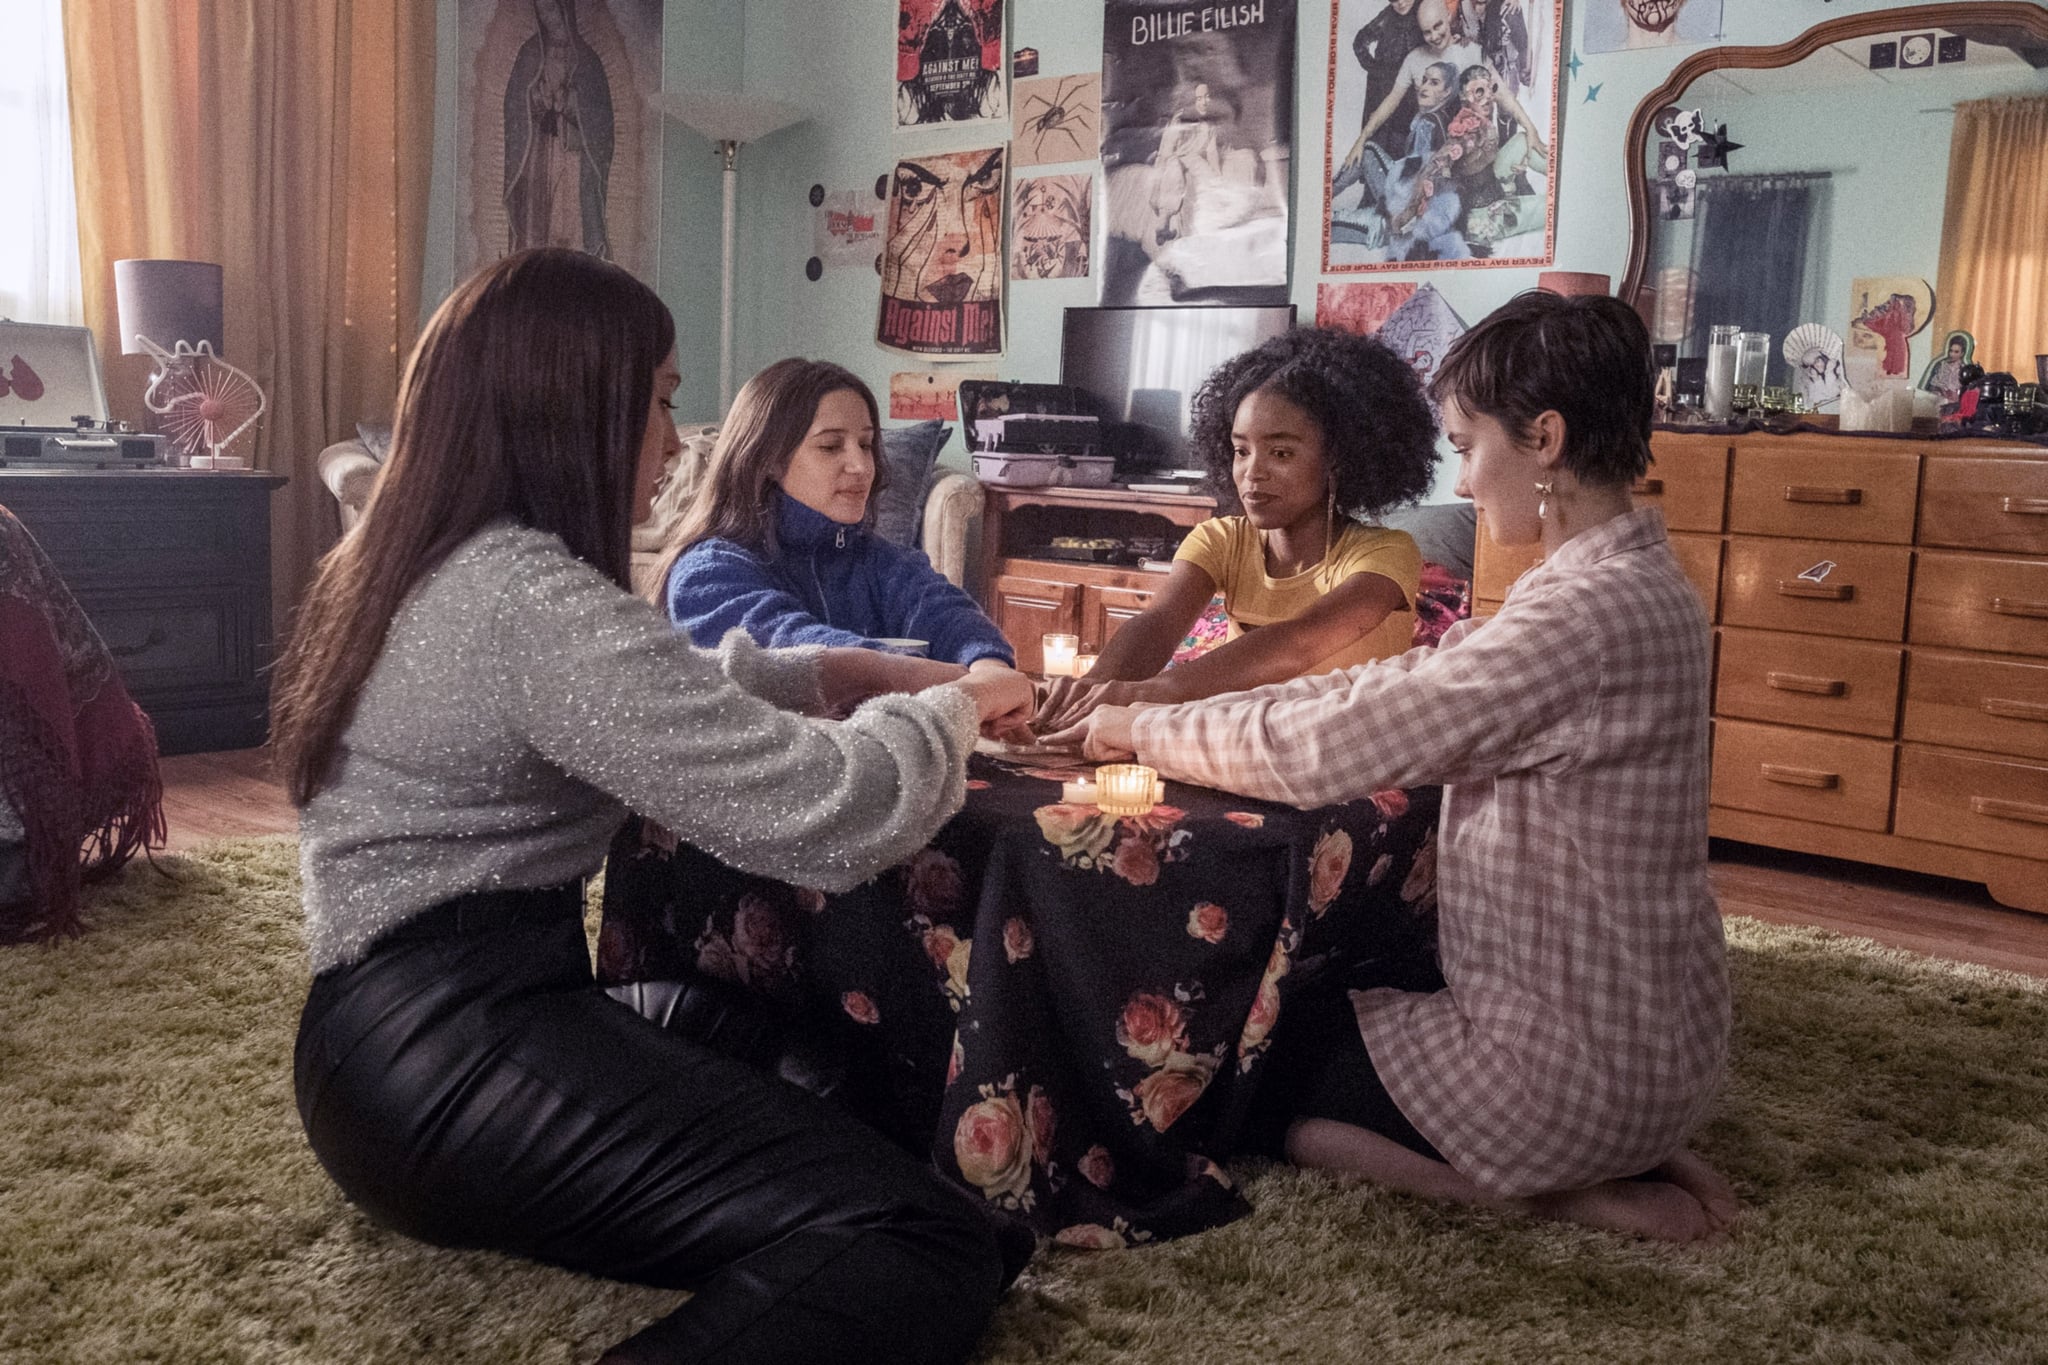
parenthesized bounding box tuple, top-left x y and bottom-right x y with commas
(271, 248, 1034, 1363)
(1035, 325, 1438, 732)
(1052, 292, 1740, 1244)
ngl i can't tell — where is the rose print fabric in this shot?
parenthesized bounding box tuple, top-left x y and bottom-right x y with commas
(598, 754, 1440, 1245)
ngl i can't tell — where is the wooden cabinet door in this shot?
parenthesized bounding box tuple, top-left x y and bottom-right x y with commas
(990, 574, 1081, 673)
(1081, 584, 1158, 652)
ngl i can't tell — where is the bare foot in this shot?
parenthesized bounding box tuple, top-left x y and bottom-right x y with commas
(1526, 1177, 1714, 1243)
(1655, 1148, 1741, 1235)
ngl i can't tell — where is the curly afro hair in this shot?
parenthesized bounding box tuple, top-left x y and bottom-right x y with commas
(1187, 326, 1438, 520)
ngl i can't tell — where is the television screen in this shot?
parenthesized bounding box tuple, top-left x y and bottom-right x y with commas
(1059, 304, 1297, 478)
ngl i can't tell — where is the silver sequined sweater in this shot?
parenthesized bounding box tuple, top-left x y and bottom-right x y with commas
(298, 521, 981, 972)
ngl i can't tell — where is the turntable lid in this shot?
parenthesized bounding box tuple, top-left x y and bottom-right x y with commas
(0, 320, 108, 428)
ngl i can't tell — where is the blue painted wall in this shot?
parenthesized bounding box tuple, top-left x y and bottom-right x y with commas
(425, 0, 2047, 496)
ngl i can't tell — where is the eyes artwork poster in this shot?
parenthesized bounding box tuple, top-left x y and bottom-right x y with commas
(878, 146, 1009, 360)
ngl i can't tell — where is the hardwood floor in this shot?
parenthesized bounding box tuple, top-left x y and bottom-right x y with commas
(156, 747, 2048, 979)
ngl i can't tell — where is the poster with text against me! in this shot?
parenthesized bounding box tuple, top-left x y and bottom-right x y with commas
(1323, 0, 1560, 273)
(1099, 0, 1295, 306)
(878, 146, 1008, 360)
(456, 0, 664, 283)
(897, 0, 1008, 129)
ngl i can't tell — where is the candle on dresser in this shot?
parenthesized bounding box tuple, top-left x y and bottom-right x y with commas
(1095, 763, 1158, 816)
(1041, 633, 1079, 677)
(1073, 652, 1098, 677)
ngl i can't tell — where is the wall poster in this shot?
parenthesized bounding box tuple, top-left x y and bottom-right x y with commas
(897, 0, 1009, 129)
(1582, 0, 1723, 55)
(1013, 72, 1104, 167)
(877, 146, 1008, 360)
(1099, 0, 1296, 307)
(456, 0, 664, 283)
(1011, 174, 1094, 280)
(1322, 0, 1562, 273)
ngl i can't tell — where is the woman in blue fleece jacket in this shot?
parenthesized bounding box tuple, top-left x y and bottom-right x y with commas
(654, 358, 1016, 671)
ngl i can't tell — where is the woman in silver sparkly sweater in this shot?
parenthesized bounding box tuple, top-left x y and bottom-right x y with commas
(269, 248, 1036, 1365)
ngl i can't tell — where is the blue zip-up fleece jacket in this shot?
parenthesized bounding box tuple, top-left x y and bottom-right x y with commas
(665, 490, 1015, 668)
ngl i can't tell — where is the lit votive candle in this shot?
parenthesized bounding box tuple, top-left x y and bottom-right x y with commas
(1041, 633, 1079, 678)
(1095, 763, 1158, 817)
(1073, 652, 1098, 678)
(1061, 777, 1099, 805)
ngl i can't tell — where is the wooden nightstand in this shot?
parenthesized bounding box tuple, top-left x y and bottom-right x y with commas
(977, 484, 1217, 673)
(0, 468, 287, 755)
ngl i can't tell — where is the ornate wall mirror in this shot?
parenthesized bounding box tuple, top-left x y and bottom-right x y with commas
(1620, 2, 2048, 394)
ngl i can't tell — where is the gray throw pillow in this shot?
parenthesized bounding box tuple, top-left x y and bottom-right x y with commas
(1380, 501, 1478, 583)
(355, 421, 394, 461)
(872, 420, 951, 549)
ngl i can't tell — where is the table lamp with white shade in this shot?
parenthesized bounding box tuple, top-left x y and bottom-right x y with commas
(646, 89, 809, 413)
(113, 258, 265, 467)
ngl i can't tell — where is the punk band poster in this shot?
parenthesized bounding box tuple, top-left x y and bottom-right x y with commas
(877, 146, 1008, 360)
(1099, 0, 1296, 306)
(897, 0, 1008, 129)
(1323, 0, 1562, 272)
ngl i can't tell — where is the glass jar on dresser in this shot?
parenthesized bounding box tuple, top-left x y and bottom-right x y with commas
(1473, 429, 2048, 916)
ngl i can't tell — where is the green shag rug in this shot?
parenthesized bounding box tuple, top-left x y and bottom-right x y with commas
(4, 838, 2046, 1364)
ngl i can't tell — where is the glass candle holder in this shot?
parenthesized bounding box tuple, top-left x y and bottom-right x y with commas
(1762, 385, 1794, 415)
(1730, 383, 1760, 417)
(1735, 331, 1772, 390)
(1041, 633, 1079, 678)
(1073, 653, 1098, 677)
(1704, 324, 1739, 422)
(1094, 763, 1158, 816)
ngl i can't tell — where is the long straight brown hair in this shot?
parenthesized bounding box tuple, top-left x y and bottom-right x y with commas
(271, 248, 675, 805)
(646, 358, 885, 603)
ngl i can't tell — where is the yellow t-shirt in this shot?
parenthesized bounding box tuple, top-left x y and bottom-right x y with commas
(1173, 516, 1422, 673)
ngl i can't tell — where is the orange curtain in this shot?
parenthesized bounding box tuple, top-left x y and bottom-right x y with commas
(64, 0, 435, 625)
(1934, 95, 2048, 380)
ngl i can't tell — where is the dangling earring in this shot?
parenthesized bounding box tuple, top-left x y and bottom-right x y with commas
(1534, 479, 1554, 522)
(1325, 481, 1338, 555)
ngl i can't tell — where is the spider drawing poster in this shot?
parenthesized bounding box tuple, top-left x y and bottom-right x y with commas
(1012, 73, 1102, 167)
(877, 145, 1008, 359)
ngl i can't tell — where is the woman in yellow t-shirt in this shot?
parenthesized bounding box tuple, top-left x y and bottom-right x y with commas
(1036, 326, 1439, 730)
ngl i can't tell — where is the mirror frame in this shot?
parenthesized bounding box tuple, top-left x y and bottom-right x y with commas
(1619, 1, 2048, 304)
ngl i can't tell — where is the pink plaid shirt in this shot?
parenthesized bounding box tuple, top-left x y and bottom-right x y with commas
(1131, 508, 1729, 1196)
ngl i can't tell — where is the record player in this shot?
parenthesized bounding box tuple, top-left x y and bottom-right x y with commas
(0, 319, 169, 468)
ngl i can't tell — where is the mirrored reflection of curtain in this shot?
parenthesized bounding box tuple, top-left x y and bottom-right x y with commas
(63, 1, 435, 629)
(1935, 95, 2048, 378)
(1685, 172, 1828, 382)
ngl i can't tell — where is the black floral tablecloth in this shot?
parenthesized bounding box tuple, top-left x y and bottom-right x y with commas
(598, 753, 1440, 1248)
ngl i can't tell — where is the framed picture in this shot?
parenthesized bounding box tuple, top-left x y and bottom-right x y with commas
(1322, 0, 1563, 273)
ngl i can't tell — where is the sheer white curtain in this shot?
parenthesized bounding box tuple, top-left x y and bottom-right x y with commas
(0, 0, 83, 325)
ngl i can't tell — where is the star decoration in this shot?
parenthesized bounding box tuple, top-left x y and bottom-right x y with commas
(1568, 51, 1584, 79)
(1696, 124, 1744, 170)
(1584, 82, 1603, 103)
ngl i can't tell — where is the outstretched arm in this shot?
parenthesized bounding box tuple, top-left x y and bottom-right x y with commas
(1032, 560, 1215, 729)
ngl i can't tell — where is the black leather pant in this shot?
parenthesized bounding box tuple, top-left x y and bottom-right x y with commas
(293, 886, 1009, 1364)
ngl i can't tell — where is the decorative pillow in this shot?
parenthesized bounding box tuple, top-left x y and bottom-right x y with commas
(872, 420, 951, 549)
(1380, 502, 1477, 584)
(634, 422, 721, 553)
(355, 421, 393, 461)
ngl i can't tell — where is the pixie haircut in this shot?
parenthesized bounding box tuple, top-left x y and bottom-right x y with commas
(1188, 326, 1438, 520)
(1430, 291, 1656, 487)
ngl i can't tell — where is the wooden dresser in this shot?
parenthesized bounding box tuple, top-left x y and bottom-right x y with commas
(1474, 430, 2048, 916)
(979, 484, 1217, 674)
(1, 468, 287, 756)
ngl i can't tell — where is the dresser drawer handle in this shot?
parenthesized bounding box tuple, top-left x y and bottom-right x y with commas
(1760, 763, 1839, 789)
(1784, 485, 1862, 505)
(1982, 697, 2048, 724)
(107, 625, 168, 660)
(1633, 477, 1664, 496)
(1969, 796, 2048, 826)
(1766, 672, 1847, 697)
(1776, 580, 1854, 601)
(2002, 496, 2048, 516)
(1989, 597, 2048, 620)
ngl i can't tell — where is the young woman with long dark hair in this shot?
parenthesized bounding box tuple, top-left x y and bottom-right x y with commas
(271, 248, 1035, 1364)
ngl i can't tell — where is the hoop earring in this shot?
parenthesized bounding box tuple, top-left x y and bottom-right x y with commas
(1534, 479, 1554, 522)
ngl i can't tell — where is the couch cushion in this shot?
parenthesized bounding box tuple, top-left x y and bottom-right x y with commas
(355, 421, 393, 461)
(634, 423, 721, 553)
(872, 420, 951, 549)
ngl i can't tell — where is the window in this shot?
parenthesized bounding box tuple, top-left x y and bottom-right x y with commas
(0, 0, 82, 325)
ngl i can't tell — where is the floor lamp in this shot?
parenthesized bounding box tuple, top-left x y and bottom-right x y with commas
(648, 90, 808, 412)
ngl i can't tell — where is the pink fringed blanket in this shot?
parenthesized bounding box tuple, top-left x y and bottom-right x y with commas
(0, 504, 165, 942)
